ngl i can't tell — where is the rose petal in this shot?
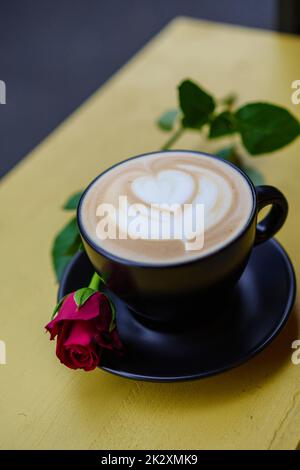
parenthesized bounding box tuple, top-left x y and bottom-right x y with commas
(110, 328, 124, 351)
(46, 291, 105, 339)
(96, 327, 123, 352)
(58, 292, 102, 321)
(55, 322, 73, 366)
(55, 322, 101, 371)
(64, 320, 97, 348)
(97, 295, 113, 332)
(47, 288, 121, 371)
(68, 346, 99, 371)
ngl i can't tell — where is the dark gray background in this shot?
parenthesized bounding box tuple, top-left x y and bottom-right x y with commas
(0, 0, 291, 178)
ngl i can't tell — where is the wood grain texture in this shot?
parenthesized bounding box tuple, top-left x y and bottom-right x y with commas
(0, 17, 300, 450)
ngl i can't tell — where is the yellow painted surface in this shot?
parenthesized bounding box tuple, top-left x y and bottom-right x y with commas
(0, 18, 300, 450)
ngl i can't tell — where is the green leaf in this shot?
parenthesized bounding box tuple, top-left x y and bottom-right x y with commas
(51, 217, 82, 282)
(108, 297, 116, 332)
(51, 295, 67, 320)
(63, 191, 84, 210)
(209, 111, 237, 139)
(242, 166, 265, 186)
(157, 109, 179, 131)
(178, 80, 215, 129)
(98, 272, 108, 285)
(235, 102, 300, 155)
(74, 287, 95, 308)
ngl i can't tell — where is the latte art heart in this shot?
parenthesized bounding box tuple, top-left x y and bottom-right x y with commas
(80, 152, 253, 264)
(131, 170, 195, 205)
(131, 166, 233, 233)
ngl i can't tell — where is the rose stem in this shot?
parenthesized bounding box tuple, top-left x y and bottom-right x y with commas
(160, 127, 185, 150)
(88, 272, 102, 291)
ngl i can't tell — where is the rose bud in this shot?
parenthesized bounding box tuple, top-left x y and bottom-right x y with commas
(46, 274, 123, 371)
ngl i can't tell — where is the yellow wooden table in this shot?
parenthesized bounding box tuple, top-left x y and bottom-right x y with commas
(1, 18, 300, 450)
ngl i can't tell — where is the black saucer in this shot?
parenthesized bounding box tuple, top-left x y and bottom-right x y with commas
(58, 239, 296, 382)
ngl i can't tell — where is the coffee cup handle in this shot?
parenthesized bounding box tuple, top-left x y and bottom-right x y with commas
(254, 185, 288, 245)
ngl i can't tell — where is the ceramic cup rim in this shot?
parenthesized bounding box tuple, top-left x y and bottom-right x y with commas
(77, 149, 257, 269)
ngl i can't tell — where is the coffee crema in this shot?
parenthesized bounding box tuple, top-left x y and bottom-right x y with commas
(80, 152, 253, 264)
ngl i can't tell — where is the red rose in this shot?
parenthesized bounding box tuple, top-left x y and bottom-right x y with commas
(46, 290, 123, 371)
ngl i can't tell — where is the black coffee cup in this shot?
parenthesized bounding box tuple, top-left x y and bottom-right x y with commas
(77, 151, 288, 323)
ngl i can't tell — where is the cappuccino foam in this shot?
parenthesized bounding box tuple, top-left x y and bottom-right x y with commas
(80, 152, 253, 264)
